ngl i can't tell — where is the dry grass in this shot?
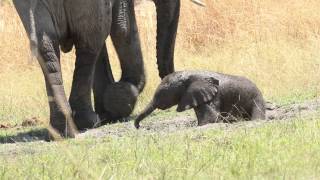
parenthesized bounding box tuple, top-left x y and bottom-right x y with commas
(0, 1, 319, 124)
(129, 0, 320, 105)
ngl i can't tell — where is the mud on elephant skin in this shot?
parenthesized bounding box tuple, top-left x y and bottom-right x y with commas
(135, 71, 266, 128)
(12, 0, 188, 137)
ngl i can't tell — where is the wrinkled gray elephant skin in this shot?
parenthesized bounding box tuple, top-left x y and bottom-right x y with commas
(13, 0, 181, 137)
(103, 82, 139, 122)
(135, 71, 266, 128)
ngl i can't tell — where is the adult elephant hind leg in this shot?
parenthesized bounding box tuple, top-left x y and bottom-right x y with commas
(93, 44, 115, 124)
(40, 35, 77, 138)
(13, 0, 77, 138)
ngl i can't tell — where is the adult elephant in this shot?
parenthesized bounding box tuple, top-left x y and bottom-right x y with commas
(94, 0, 183, 125)
(13, 0, 202, 137)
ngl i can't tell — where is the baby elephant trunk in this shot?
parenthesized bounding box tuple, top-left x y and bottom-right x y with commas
(134, 101, 156, 129)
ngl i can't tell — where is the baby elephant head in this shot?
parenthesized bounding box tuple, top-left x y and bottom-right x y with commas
(103, 82, 139, 120)
(176, 76, 219, 112)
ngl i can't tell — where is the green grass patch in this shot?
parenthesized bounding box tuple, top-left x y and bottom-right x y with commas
(1, 115, 320, 179)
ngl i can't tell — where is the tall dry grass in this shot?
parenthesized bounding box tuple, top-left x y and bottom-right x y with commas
(136, 0, 320, 101)
(0, 1, 319, 124)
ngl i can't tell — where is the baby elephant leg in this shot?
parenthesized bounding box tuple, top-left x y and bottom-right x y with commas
(251, 106, 266, 120)
(194, 104, 219, 126)
(251, 100, 266, 120)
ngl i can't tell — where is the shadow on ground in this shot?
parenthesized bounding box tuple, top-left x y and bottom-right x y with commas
(0, 128, 49, 144)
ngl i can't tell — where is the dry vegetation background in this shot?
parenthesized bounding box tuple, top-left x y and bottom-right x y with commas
(0, 0, 319, 124)
(1, 1, 320, 178)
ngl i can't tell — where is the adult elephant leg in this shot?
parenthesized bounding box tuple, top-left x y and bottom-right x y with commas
(111, 0, 145, 91)
(102, 0, 145, 119)
(65, 0, 113, 129)
(154, 0, 180, 78)
(93, 43, 115, 124)
(13, 0, 77, 137)
(40, 34, 76, 138)
(69, 48, 102, 130)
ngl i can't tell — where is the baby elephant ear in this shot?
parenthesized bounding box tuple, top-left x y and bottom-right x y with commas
(177, 76, 219, 112)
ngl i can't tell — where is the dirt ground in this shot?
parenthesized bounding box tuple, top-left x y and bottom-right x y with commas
(0, 98, 319, 144)
(77, 99, 320, 139)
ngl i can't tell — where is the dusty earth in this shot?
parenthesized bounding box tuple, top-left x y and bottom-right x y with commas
(78, 98, 320, 139)
(0, 98, 319, 144)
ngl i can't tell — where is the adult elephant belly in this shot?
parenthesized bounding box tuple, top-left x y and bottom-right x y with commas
(40, 0, 71, 52)
(64, 0, 112, 51)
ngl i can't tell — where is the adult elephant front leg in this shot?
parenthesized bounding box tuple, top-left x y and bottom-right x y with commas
(13, 0, 77, 138)
(102, 0, 145, 120)
(69, 48, 103, 130)
(111, 0, 145, 91)
(154, 0, 180, 79)
(66, 0, 112, 130)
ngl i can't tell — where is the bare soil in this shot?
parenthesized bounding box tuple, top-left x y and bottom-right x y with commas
(1, 99, 319, 144)
(79, 98, 320, 139)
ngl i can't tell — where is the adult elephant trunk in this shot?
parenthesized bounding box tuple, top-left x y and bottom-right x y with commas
(154, 0, 180, 79)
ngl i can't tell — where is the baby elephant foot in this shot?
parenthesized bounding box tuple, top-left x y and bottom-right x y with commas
(194, 103, 219, 126)
(198, 119, 210, 126)
(73, 111, 101, 130)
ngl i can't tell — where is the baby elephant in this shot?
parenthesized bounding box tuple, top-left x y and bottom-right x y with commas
(134, 71, 265, 128)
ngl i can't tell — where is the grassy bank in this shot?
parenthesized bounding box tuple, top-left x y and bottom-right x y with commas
(1, 115, 320, 179)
